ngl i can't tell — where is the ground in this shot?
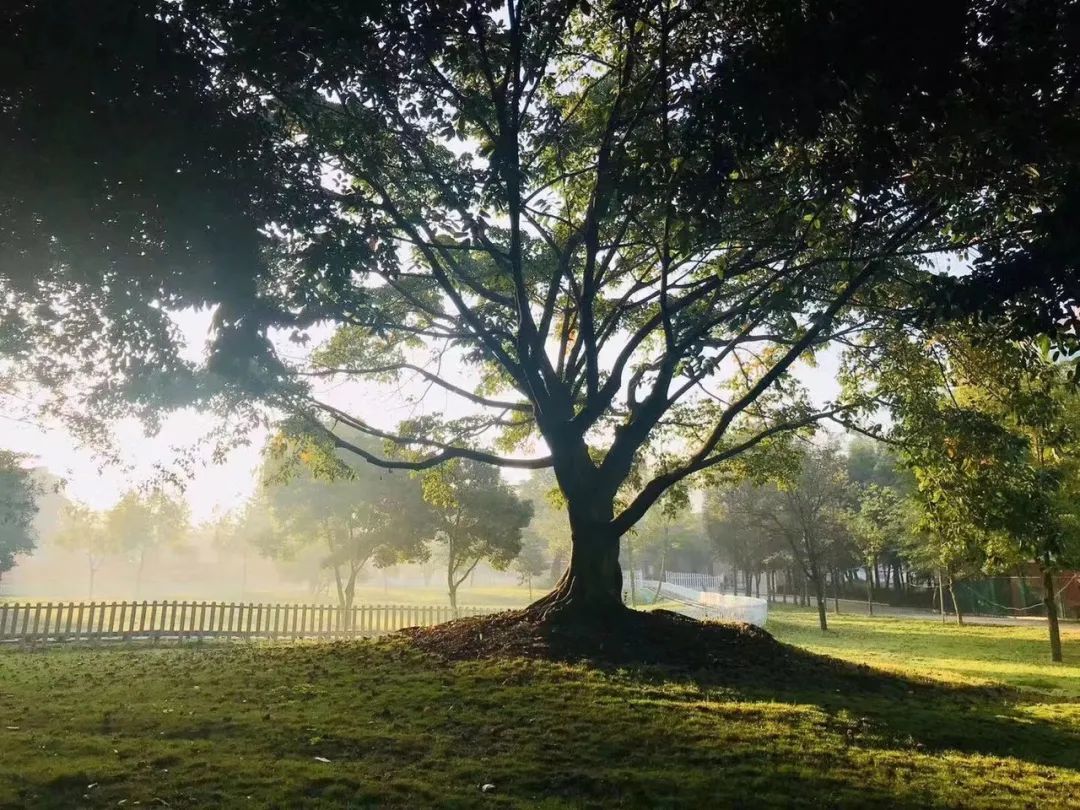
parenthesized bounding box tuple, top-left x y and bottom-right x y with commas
(0, 606, 1077, 808)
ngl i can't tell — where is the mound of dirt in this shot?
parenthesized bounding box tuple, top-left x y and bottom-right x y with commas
(398, 607, 797, 671)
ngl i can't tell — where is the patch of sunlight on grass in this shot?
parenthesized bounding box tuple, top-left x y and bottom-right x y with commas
(768, 604, 1080, 698)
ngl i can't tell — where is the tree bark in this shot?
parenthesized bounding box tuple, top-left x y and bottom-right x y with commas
(529, 523, 624, 618)
(652, 525, 670, 602)
(947, 576, 963, 625)
(1043, 567, 1063, 663)
(811, 568, 828, 631)
(937, 569, 947, 624)
(865, 564, 874, 616)
(135, 547, 147, 600)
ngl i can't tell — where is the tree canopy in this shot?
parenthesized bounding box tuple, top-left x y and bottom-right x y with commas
(0, 452, 39, 585)
(253, 434, 435, 614)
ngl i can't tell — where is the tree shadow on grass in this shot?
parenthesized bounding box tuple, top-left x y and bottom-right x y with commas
(404, 608, 1080, 774)
(635, 641, 1080, 774)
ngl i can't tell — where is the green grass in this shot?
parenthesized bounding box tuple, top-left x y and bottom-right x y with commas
(768, 603, 1080, 698)
(1, 608, 1078, 808)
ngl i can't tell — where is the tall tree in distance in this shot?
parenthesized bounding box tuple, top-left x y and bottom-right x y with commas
(706, 483, 778, 598)
(857, 328, 1080, 658)
(106, 489, 190, 598)
(758, 445, 854, 631)
(517, 471, 572, 586)
(54, 503, 114, 599)
(254, 433, 435, 620)
(422, 461, 533, 616)
(513, 533, 549, 601)
(0, 451, 40, 589)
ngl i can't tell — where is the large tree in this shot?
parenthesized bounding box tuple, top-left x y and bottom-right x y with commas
(3, 0, 1078, 623)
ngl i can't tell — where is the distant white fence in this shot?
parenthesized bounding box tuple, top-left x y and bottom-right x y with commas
(627, 572, 768, 627)
(0, 600, 499, 645)
(664, 571, 727, 592)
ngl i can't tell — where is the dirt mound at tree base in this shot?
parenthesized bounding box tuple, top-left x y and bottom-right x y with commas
(398, 607, 795, 671)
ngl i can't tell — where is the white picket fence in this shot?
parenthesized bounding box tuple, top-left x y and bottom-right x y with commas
(664, 571, 727, 592)
(0, 600, 499, 645)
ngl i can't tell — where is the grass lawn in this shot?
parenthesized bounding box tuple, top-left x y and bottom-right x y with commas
(767, 603, 1080, 698)
(1, 609, 1078, 808)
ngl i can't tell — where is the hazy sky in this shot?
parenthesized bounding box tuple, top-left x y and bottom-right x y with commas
(3, 307, 844, 523)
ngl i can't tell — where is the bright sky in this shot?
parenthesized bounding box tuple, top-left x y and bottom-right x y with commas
(1, 305, 843, 523)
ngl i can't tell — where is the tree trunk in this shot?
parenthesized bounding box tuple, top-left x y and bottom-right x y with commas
(865, 564, 874, 616)
(447, 540, 460, 618)
(937, 569, 947, 624)
(948, 576, 963, 625)
(811, 568, 828, 631)
(333, 564, 347, 613)
(135, 547, 147, 600)
(1043, 567, 1063, 663)
(87, 552, 97, 600)
(626, 536, 637, 608)
(529, 523, 624, 618)
(652, 542, 668, 602)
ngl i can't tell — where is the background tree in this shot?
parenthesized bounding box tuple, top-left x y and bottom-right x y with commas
(847, 484, 914, 614)
(517, 470, 572, 586)
(513, 534, 549, 601)
(105, 489, 190, 598)
(705, 483, 780, 598)
(53, 503, 115, 599)
(759, 445, 854, 631)
(629, 494, 706, 597)
(422, 461, 533, 616)
(255, 434, 435, 619)
(844, 440, 917, 599)
(0, 451, 40, 589)
(859, 328, 1080, 658)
